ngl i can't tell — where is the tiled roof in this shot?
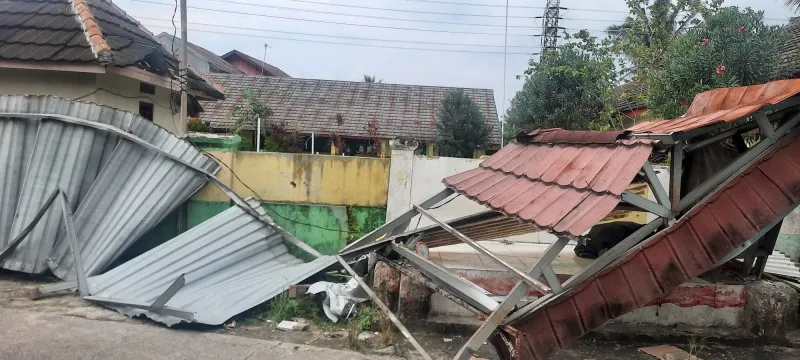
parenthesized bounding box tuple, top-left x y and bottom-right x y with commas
(630, 79, 800, 134)
(199, 74, 502, 144)
(779, 17, 800, 77)
(442, 129, 653, 237)
(0, 0, 222, 99)
(614, 81, 648, 112)
(503, 129, 800, 360)
(221, 50, 290, 78)
(156, 32, 242, 75)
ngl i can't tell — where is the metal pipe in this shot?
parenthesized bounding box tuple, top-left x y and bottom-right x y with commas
(58, 190, 89, 296)
(311, 132, 315, 154)
(256, 116, 261, 152)
(335, 256, 433, 360)
(0, 189, 59, 264)
(179, 0, 188, 136)
(414, 205, 551, 293)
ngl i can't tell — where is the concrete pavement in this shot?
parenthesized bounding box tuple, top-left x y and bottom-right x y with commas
(0, 308, 392, 360)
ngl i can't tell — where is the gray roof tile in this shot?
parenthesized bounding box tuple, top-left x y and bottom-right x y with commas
(200, 74, 501, 144)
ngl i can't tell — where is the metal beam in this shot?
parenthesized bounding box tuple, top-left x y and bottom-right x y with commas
(0, 189, 59, 264)
(83, 295, 195, 321)
(621, 191, 672, 218)
(335, 256, 433, 360)
(453, 236, 570, 360)
(341, 188, 455, 255)
(669, 141, 684, 214)
(684, 121, 759, 153)
(392, 244, 498, 314)
(506, 218, 664, 324)
(679, 112, 800, 211)
(642, 161, 671, 209)
(31, 281, 78, 300)
(151, 274, 186, 309)
(414, 205, 550, 293)
(756, 111, 776, 139)
(58, 190, 89, 296)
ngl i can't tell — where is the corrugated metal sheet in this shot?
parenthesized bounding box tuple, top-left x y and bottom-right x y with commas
(765, 251, 800, 279)
(86, 198, 337, 326)
(442, 129, 653, 237)
(630, 79, 800, 134)
(0, 95, 218, 276)
(499, 130, 800, 360)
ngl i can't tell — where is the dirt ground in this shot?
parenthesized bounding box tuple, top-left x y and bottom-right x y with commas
(2, 271, 799, 360)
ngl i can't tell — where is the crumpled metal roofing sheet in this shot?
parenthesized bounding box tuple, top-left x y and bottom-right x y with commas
(442, 129, 653, 237)
(86, 198, 337, 326)
(765, 251, 800, 280)
(499, 130, 800, 360)
(630, 79, 800, 134)
(0, 95, 218, 275)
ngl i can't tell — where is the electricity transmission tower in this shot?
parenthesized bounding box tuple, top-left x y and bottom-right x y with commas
(539, 0, 566, 53)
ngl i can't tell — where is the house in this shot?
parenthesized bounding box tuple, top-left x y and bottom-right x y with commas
(199, 74, 501, 156)
(220, 50, 290, 77)
(155, 32, 242, 75)
(615, 81, 649, 127)
(0, 0, 224, 136)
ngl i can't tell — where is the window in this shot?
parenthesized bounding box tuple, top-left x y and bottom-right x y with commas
(139, 82, 156, 95)
(139, 102, 154, 121)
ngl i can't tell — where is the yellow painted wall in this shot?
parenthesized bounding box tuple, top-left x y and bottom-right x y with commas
(193, 151, 391, 207)
(0, 68, 179, 134)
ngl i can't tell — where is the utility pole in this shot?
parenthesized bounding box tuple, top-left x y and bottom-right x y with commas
(538, 0, 565, 54)
(261, 43, 269, 76)
(179, 0, 188, 136)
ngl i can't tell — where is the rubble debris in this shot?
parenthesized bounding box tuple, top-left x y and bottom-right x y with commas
(307, 278, 369, 322)
(357, 331, 376, 341)
(277, 320, 309, 332)
(638, 345, 702, 360)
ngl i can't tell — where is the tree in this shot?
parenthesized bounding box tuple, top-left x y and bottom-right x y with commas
(611, 0, 718, 78)
(504, 30, 618, 139)
(648, 6, 788, 118)
(435, 89, 491, 158)
(362, 75, 382, 83)
(787, 0, 800, 11)
(232, 90, 300, 152)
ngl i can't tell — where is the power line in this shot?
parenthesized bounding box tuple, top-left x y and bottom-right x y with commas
(191, 0, 535, 29)
(130, 0, 540, 37)
(139, 16, 541, 48)
(239, 0, 541, 19)
(143, 24, 540, 55)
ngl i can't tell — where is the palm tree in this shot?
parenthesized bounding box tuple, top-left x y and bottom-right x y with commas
(363, 74, 382, 83)
(787, 0, 800, 10)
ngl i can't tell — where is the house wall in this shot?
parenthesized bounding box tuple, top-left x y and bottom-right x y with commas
(0, 68, 179, 134)
(225, 56, 262, 76)
(186, 150, 391, 254)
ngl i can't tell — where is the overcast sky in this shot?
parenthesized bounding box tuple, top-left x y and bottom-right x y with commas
(117, 0, 796, 118)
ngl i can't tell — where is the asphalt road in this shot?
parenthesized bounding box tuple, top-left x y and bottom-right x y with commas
(0, 308, 392, 360)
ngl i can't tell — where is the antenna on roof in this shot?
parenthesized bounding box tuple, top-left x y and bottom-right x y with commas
(261, 43, 269, 76)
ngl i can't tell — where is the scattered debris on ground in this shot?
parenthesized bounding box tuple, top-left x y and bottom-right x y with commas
(639, 345, 702, 360)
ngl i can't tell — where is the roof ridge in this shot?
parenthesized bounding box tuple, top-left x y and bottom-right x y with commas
(71, 0, 112, 63)
(206, 72, 496, 92)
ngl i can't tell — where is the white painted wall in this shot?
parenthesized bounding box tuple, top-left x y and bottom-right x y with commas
(386, 149, 557, 243)
(0, 68, 179, 134)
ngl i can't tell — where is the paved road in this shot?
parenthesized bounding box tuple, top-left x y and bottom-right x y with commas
(0, 308, 391, 360)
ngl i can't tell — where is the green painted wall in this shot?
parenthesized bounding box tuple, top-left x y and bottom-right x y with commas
(187, 200, 233, 229)
(262, 203, 386, 255)
(178, 200, 386, 256)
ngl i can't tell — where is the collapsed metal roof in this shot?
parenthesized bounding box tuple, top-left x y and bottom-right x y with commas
(85, 198, 337, 326)
(630, 79, 800, 135)
(442, 129, 653, 237)
(0, 95, 218, 275)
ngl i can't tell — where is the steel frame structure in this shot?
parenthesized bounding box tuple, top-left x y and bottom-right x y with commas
(338, 96, 800, 360)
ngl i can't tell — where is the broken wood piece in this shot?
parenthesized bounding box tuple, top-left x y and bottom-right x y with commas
(638, 345, 702, 360)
